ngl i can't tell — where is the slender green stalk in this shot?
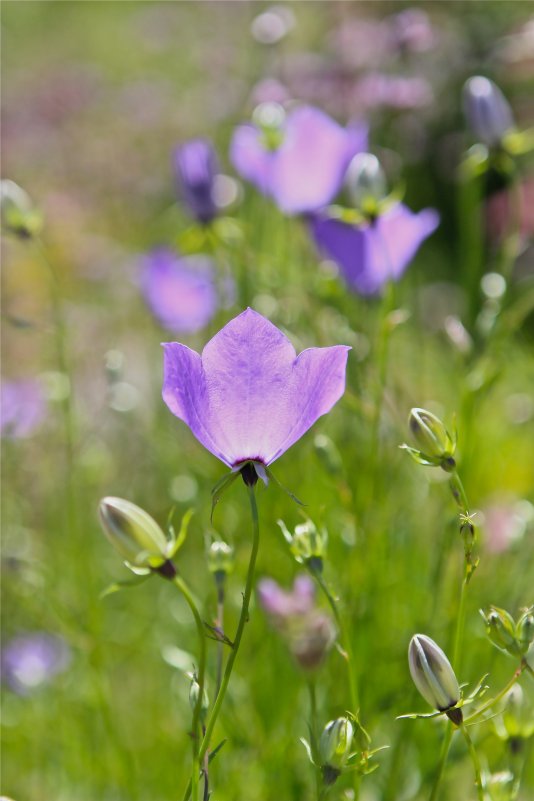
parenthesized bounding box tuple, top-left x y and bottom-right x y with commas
(464, 662, 525, 724)
(180, 485, 260, 801)
(173, 575, 207, 801)
(460, 724, 484, 801)
(452, 565, 469, 673)
(429, 723, 454, 801)
(215, 582, 225, 697)
(308, 680, 322, 800)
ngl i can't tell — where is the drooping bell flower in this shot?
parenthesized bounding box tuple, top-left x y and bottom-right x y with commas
(140, 248, 218, 334)
(162, 308, 349, 482)
(173, 138, 218, 224)
(310, 152, 439, 295)
(230, 103, 368, 215)
(463, 76, 514, 151)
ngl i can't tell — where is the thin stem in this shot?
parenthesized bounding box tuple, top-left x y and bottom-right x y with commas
(173, 575, 207, 801)
(194, 486, 260, 776)
(215, 582, 225, 697)
(460, 723, 485, 801)
(308, 680, 322, 801)
(464, 662, 525, 724)
(452, 565, 469, 674)
(428, 723, 454, 801)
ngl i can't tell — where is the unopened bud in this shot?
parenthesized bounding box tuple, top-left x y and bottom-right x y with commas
(319, 717, 354, 780)
(189, 677, 209, 722)
(515, 608, 534, 655)
(98, 497, 170, 571)
(407, 408, 455, 469)
(207, 540, 234, 577)
(481, 607, 520, 657)
(252, 102, 285, 151)
(408, 634, 460, 719)
(278, 518, 327, 572)
(463, 76, 514, 150)
(291, 611, 336, 671)
(0, 180, 43, 239)
(347, 153, 388, 216)
(499, 685, 534, 742)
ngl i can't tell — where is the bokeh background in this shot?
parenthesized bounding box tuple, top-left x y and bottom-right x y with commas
(2, 2, 533, 800)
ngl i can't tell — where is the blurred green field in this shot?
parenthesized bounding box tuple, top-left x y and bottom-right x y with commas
(2, 2, 534, 800)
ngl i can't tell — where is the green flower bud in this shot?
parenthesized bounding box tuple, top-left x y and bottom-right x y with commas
(515, 607, 534, 655)
(98, 497, 170, 571)
(481, 607, 520, 657)
(207, 540, 234, 576)
(497, 685, 534, 741)
(408, 634, 461, 720)
(407, 408, 456, 468)
(189, 677, 209, 722)
(319, 717, 354, 780)
(252, 102, 285, 151)
(486, 771, 515, 801)
(0, 180, 43, 239)
(347, 153, 388, 217)
(278, 518, 327, 572)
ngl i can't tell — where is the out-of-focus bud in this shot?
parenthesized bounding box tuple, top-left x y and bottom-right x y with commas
(486, 771, 515, 801)
(496, 684, 534, 743)
(278, 518, 328, 573)
(252, 102, 285, 151)
(314, 434, 343, 475)
(346, 153, 388, 217)
(481, 606, 521, 657)
(404, 408, 456, 470)
(207, 540, 234, 579)
(0, 180, 43, 239)
(516, 607, 534, 655)
(319, 717, 354, 784)
(408, 634, 461, 722)
(98, 497, 171, 573)
(189, 676, 209, 722)
(291, 611, 337, 671)
(463, 77, 514, 150)
(173, 139, 218, 225)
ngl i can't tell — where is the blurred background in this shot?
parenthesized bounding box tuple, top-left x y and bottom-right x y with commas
(2, 2, 533, 800)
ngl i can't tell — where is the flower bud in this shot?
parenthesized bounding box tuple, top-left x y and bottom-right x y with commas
(173, 139, 218, 225)
(407, 408, 455, 468)
(481, 607, 520, 657)
(252, 102, 285, 151)
(290, 611, 337, 671)
(347, 153, 388, 216)
(207, 540, 234, 575)
(0, 180, 43, 239)
(278, 518, 327, 572)
(463, 77, 514, 150)
(515, 608, 534, 655)
(319, 717, 354, 776)
(98, 497, 169, 570)
(498, 685, 534, 741)
(408, 634, 460, 718)
(189, 677, 209, 722)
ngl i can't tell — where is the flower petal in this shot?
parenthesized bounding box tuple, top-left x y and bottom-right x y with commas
(230, 124, 273, 194)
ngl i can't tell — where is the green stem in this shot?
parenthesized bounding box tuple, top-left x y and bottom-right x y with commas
(452, 565, 469, 674)
(460, 724, 485, 801)
(464, 662, 525, 724)
(308, 680, 322, 801)
(181, 485, 260, 801)
(173, 575, 207, 801)
(428, 723, 454, 801)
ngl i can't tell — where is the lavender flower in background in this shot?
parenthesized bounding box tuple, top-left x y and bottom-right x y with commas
(311, 203, 438, 296)
(162, 308, 349, 478)
(230, 104, 368, 214)
(258, 575, 336, 670)
(140, 248, 218, 334)
(463, 76, 514, 150)
(1, 633, 70, 694)
(173, 138, 218, 224)
(1, 379, 46, 439)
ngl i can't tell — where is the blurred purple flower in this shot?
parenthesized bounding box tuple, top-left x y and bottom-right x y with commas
(356, 73, 433, 111)
(230, 105, 368, 214)
(173, 138, 218, 224)
(389, 9, 435, 53)
(258, 574, 315, 618)
(141, 248, 218, 334)
(1, 379, 46, 439)
(162, 308, 349, 468)
(311, 203, 439, 296)
(1, 633, 70, 694)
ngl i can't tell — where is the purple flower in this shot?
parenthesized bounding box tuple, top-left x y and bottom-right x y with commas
(230, 105, 368, 214)
(140, 248, 218, 334)
(1, 633, 70, 694)
(1, 378, 46, 439)
(162, 308, 349, 469)
(258, 574, 316, 618)
(311, 203, 439, 296)
(173, 138, 218, 224)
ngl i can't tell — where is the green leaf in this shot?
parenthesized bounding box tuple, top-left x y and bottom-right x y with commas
(265, 467, 305, 506)
(211, 471, 241, 520)
(99, 573, 152, 599)
(168, 507, 194, 558)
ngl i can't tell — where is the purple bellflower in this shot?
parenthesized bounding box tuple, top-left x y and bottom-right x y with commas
(1, 632, 70, 694)
(162, 308, 349, 482)
(311, 203, 439, 296)
(140, 248, 218, 334)
(173, 138, 218, 224)
(230, 104, 368, 215)
(1, 378, 46, 439)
